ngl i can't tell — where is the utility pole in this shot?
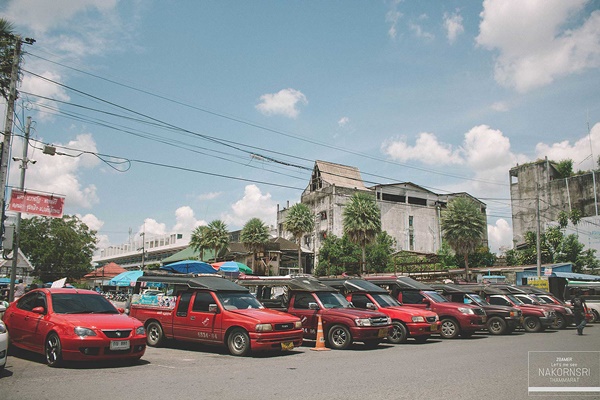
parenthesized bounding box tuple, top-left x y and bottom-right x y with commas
(8, 116, 31, 301)
(536, 185, 542, 278)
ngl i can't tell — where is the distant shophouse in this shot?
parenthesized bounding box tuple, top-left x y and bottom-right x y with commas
(277, 160, 488, 268)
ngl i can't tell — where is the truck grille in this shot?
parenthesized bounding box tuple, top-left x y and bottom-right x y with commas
(274, 323, 295, 331)
(426, 316, 437, 323)
(102, 330, 132, 339)
(473, 308, 486, 316)
(369, 317, 389, 326)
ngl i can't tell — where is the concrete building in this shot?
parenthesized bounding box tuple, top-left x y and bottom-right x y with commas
(510, 158, 600, 246)
(277, 160, 488, 266)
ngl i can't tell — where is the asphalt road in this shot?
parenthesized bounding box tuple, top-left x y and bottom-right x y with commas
(1, 325, 598, 400)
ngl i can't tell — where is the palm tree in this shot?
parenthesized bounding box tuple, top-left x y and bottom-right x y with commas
(283, 203, 314, 273)
(189, 225, 209, 261)
(342, 192, 381, 274)
(441, 197, 486, 281)
(203, 220, 229, 262)
(240, 218, 270, 275)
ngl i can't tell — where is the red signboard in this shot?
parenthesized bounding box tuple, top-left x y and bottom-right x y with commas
(8, 190, 65, 218)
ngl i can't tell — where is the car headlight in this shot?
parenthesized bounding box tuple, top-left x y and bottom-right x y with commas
(355, 318, 372, 327)
(136, 326, 145, 335)
(294, 321, 302, 329)
(0, 321, 6, 334)
(458, 307, 475, 314)
(255, 323, 273, 332)
(74, 327, 97, 337)
(412, 316, 425, 323)
(565, 308, 573, 315)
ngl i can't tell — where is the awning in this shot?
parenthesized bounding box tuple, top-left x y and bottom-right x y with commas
(551, 271, 600, 281)
(108, 270, 144, 286)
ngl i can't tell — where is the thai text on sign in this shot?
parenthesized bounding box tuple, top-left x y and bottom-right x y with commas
(8, 189, 65, 218)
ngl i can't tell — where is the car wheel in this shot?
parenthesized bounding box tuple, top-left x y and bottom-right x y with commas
(227, 328, 251, 356)
(523, 316, 542, 332)
(45, 333, 63, 367)
(388, 322, 408, 344)
(327, 324, 352, 350)
(146, 321, 164, 347)
(413, 335, 429, 343)
(487, 316, 507, 335)
(591, 309, 600, 323)
(551, 313, 567, 329)
(440, 318, 460, 339)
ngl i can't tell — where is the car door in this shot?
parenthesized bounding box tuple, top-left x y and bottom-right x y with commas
(171, 292, 194, 340)
(187, 291, 222, 343)
(289, 292, 319, 338)
(5, 291, 45, 350)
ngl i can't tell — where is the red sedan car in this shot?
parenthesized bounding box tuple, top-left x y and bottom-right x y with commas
(2, 288, 146, 367)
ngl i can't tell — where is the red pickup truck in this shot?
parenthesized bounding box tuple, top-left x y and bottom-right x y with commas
(321, 278, 441, 343)
(365, 276, 487, 339)
(129, 273, 303, 356)
(237, 275, 392, 350)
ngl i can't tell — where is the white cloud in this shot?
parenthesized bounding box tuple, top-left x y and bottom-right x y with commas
(21, 70, 71, 122)
(255, 88, 308, 118)
(171, 206, 206, 233)
(222, 185, 277, 228)
(476, 0, 600, 92)
(385, 0, 403, 39)
(198, 191, 222, 201)
(137, 218, 167, 237)
(8, 133, 100, 208)
(409, 22, 434, 41)
(535, 122, 600, 171)
(382, 132, 463, 165)
(487, 218, 513, 254)
(491, 101, 509, 112)
(338, 117, 350, 127)
(77, 213, 109, 249)
(443, 11, 464, 44)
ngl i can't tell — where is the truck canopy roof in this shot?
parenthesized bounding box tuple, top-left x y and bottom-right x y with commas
(319, 278, 388, 294)
(366, 276, 433, 291)
(138, 272, 249, 292)
(237, 275, 334, 292)
(429, 283, 477, 295)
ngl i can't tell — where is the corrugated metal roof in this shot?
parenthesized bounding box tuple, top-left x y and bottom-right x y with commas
(552, 271, 600, 281)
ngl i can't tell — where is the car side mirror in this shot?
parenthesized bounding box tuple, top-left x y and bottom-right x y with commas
(117, 307, 125, 314)
(32, 306, 45, 314)
(208, 304, 219, 313)
(422, 299, 430, 305)
(308, 302, 319, 310)
(366, 302, 377, 310)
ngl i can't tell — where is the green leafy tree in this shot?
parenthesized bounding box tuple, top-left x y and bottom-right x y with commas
(240, 218, 270, 275)
(441, 197, 487, 279)
(283, 203, 314, 273)
(437, 242, 459, 269)
(342, 192, 381, 274)
(0, 18, 16, 101)
(314, 234, 361, 276)
(203, 220, 229, 261)
(555, 159, 574, 178)
(455, 245, 496, 269)
(189, 225, 209, 260)
(19, 215, 97, 282)
(557, 211, 569, 229)
(366, 231, 396, 273)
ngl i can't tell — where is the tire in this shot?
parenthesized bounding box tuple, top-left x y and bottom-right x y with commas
(487, 316, 507, 335)
(146, 321, 165, 347)
(523, 316, 542, 332)
(327, 324, 352, 350)
(388, 322, 408, 344)
(227, 328, 251, 356)
(551, 313, 567, 330)
(592, 309, 600, 323)
(413, 335, 429, 343)
(440, 318, 460, 339)
(45, 333, 63, 367)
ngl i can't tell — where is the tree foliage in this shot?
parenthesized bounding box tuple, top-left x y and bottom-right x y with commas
(0, 18, 16, 101)
(555, 159, 574, 178)
(189, 225, 209, 260)
(342, 192, 381, 274)
(441, 197, 487, 278)
(283, 203, 314, 273)
(203, 220, 229, 261)
(19, 215, 97, 282)
(240, 218, 270, 275)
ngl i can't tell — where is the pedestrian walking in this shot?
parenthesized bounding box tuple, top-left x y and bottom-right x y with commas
(571, 289, 587, 335)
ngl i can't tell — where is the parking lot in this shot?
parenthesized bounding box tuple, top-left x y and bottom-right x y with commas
(1, 325, 597, 400)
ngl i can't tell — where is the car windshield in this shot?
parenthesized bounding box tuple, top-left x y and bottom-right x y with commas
(423, 291, 448, 303)
(506, 294, 523, 304)
(371, 293, 401, 308)
(469, 294, 489, 305)
(529, 294, 545, 304)
(316, 292, 351, 309)
(216, 292, 264, 310)
(51, 293, 119, 314)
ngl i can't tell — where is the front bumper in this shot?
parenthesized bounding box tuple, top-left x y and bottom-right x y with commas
(349, 325, 392, 342)
(60, 335, 147, 362)
(249, 329, 304, 352)
(407, 321, 441, 336)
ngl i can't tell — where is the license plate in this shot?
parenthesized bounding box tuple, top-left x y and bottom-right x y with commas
(378, 328, 388, 338)
(281, 341, 294, 351)
(482, 316, 487, 323)
(110, 340, 130, 350)
(430, 324, 438, 331)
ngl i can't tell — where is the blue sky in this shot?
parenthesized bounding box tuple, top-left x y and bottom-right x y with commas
(1, 0, 599, 254)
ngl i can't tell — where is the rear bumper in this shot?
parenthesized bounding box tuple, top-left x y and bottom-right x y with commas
(249, 329, 303, 351)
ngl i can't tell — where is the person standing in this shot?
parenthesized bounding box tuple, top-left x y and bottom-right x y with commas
(14, 279, 26, 300)
(571, 289, 587, 335)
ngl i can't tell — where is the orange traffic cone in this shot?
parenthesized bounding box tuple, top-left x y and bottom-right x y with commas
(310, 314, 330, 351)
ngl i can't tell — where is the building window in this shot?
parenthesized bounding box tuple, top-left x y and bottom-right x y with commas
(409, 216, 413, 227)
(320, 211, 327, 220)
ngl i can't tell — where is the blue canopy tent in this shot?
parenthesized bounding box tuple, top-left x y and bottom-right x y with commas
(108, 270, 143, 287)
(159, 260, 217, 274)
